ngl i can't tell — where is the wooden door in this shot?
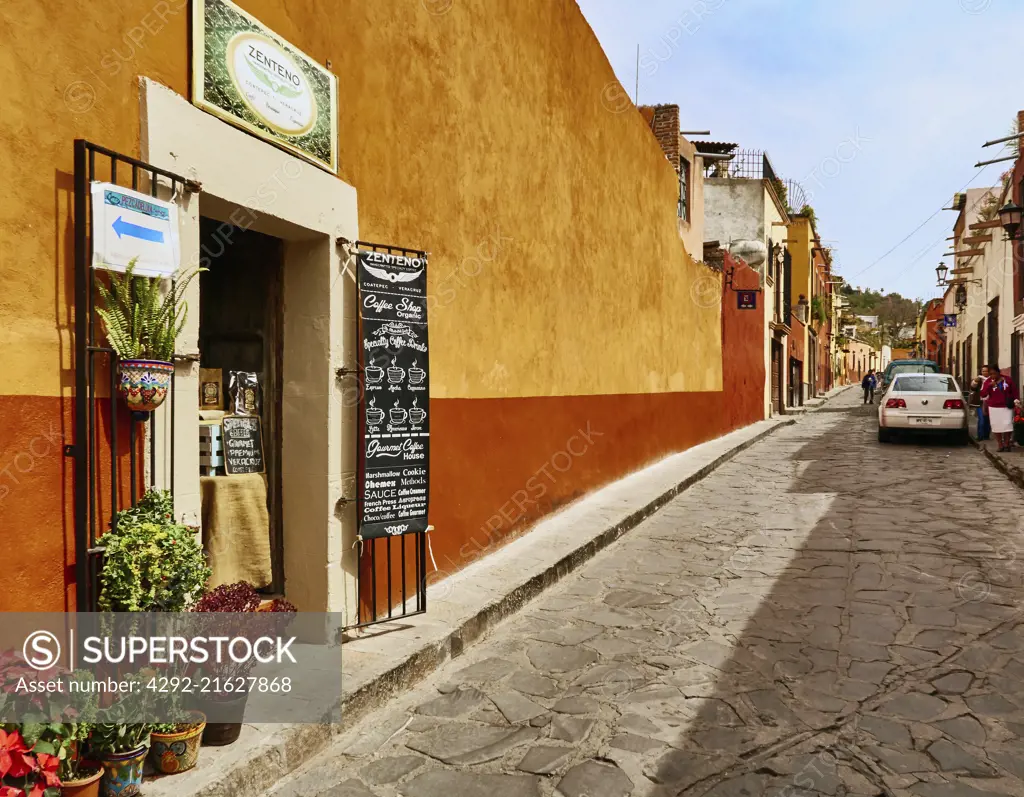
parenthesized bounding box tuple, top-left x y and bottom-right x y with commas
(771, 341, 782, 415)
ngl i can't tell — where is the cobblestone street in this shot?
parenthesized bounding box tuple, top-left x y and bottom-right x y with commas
(270, 390, 1024, 797)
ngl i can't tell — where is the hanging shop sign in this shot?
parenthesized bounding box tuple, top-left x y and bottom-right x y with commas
(942, 314, 957, 328)
(222, 415, 266, 475)
(192, 0, 339, 173)
(90, 183, 180, 277)
(357, 248, 429, 539)
(737, 290, 758, 310)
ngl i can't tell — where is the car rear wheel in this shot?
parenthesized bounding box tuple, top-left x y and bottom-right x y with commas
(954, 429, 970, 446)
(878, 427, 892, 443)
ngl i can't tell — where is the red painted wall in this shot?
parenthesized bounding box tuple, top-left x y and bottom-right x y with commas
(789, 318, 806, 364)
(0, 397, 139, 612)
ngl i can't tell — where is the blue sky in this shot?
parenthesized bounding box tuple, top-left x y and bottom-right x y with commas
(576, 0, 1022, 302)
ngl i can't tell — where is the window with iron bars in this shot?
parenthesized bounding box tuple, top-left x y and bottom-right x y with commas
(678, 156, 690, 221)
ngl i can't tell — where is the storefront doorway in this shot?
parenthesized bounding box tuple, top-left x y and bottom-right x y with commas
(198, 219, 284, 593)
(141, 77, 358, 615)
(788, 358, 803, 408)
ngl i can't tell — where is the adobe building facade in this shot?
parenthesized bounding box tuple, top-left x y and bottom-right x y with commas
(0, 0, 767, 619)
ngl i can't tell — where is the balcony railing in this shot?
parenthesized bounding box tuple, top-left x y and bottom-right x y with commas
(721, 150, 807, 213)
(729, 150, 778, 182)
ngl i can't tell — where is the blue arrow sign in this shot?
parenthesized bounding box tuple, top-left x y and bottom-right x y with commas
(112, 215, 165, 243)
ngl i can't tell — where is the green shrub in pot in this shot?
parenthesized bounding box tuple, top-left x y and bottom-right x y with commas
(98, 489, 210, 612)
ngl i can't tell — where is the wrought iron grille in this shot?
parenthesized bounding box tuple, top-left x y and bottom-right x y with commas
(71, 139, 196, 611)
(728, 150, 777, 182)
(784, 179, 808, 212)
(726, 151, 808, 212)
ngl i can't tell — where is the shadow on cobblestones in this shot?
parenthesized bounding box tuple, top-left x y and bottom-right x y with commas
(652, 396, 1024, 796)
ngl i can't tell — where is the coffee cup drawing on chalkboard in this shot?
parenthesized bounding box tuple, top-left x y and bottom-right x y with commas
(408, 360, 426, 385)
(366, 397, 385, 426)
(387, 358, 405, 384)
(408, 397, 426, 425)
(365, 363, 384, 383)
(390, 400, 407, 424)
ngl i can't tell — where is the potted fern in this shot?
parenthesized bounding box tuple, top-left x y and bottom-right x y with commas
(95, 258, 203, 413)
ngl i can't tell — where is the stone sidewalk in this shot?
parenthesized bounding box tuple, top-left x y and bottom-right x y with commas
(266, 388, 1024, 797)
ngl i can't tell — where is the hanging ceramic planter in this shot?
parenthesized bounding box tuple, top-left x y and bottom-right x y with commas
(117, 359, 174, 412)
(95, 258, 204, 413)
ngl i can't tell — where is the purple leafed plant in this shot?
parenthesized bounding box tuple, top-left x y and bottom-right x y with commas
(192, 582, 261, 613)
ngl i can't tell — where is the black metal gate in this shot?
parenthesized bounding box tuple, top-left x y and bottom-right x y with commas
(70, 139, 198, 611)
(343, 240, 429, 632)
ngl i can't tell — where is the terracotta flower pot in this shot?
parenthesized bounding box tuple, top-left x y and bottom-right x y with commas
(149, 714, 206, 774)
(99, 746, 147, 797)
(118, 359, 174, 412)
(62, 765, 103, 797)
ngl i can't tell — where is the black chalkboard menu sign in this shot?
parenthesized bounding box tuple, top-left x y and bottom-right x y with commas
(357, 249, 430, 539)
(222, 416, 265, 475)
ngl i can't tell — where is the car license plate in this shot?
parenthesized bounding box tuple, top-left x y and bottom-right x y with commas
(912, 417, 936, 425)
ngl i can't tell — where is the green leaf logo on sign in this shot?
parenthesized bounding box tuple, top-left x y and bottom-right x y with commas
(227, 32, 317, 137)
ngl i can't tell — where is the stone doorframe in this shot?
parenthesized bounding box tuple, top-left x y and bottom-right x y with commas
(139, 77, 359, 619)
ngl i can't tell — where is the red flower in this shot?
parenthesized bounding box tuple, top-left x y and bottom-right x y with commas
(35, 753, 60, 789)
(0, 729, 33, 779)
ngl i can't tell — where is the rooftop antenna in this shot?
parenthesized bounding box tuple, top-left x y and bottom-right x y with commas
(634, 44, 639, 104)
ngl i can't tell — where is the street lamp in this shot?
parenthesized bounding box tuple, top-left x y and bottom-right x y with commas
(935, 262, 948, 284)
(999, 200, 1023, 241)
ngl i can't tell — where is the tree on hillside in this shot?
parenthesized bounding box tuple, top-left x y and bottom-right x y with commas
(877, 294, 920, 345)
(842, 286, 885, 315)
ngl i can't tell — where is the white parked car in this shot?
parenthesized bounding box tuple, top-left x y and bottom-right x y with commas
(877, 373, 968, 444)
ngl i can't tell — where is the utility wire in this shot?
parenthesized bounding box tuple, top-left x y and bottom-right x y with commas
(885, 165, 1008, 295)
(847, 162, 994, 281)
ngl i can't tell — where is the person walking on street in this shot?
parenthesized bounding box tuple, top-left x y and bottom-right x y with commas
(980, 363, 1018, 452)
(970, 365, 991, 441)
(862, 370, 877, 405)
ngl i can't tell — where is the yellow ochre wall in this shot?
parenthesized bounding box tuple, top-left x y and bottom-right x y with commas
(787, 217, 814, 390)
(0, 0, 720, 400)
(0, 0, 727, 610)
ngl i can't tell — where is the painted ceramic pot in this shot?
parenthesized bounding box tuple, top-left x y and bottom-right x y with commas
(99, 747, 147, 797)
(61, 766, 103, 797)
(149, 714, 206, 774)
(118, 359, 173, 412)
